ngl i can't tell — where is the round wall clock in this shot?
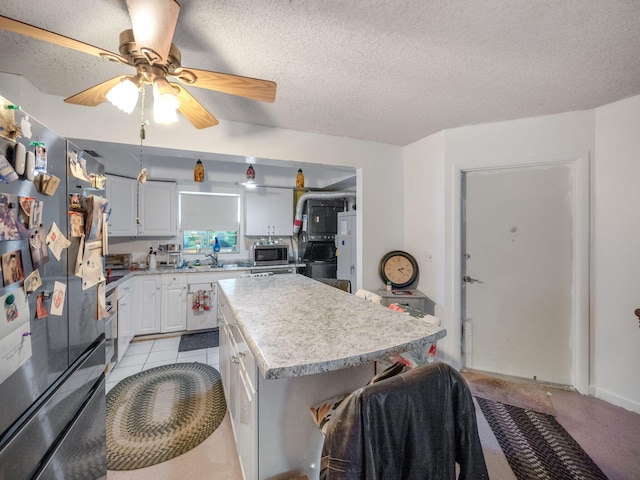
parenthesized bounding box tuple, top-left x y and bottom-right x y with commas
(379, 250, 419, 288)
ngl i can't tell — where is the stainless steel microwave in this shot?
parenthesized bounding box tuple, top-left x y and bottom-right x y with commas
(252, 244, 289, 266)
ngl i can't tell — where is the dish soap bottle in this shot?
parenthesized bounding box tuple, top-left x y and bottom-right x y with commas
(213, 237, 221, 253)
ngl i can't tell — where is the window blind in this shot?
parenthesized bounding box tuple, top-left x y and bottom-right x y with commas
(179, 193, 239, 231)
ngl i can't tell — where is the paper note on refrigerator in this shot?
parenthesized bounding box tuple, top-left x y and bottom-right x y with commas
(0, 288, 32, 384)
(0, 327, 32, 384)
(50, 281, 66, 316)
(81, 240, 104, 290)
(46, 222, 71, 260)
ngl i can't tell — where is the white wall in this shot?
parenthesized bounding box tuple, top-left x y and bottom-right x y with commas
(403, 131, 446, 305)
(592, 95, 640, 411)
(0, 73, 403, 290)
(406, 102, 640, 412)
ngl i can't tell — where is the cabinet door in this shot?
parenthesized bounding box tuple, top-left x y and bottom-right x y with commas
(161, 284, 187, 333)
(219, 317, 231, 401)
(117, 291, 132, 361)
(136, 275, 161, 335)
(105, 175, 137, 236)
(245, 187, 293, 237)
(269, 188, 293, 237)
(235, 367, 257, 480)
(187, 283, 218, 331)
(244, 188, 271, 236)
(138, 181, 177, 236)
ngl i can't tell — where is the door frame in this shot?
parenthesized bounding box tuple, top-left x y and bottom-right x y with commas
(450, 152, 590, 393)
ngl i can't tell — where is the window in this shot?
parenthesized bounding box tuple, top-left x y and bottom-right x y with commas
(179, 192, 240, 252)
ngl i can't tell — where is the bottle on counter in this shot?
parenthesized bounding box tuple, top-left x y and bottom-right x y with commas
(213, 237, 221, 253)
(148, 247, 157, 270)
(296, 168, 305, 188)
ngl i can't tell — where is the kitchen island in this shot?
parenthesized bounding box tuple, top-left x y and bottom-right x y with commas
(217, 274, 446, 479)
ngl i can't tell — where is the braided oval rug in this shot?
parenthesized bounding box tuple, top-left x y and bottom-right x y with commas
(106, 362, 226, 470)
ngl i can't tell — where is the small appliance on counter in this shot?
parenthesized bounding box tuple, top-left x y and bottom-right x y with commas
(105, 253, 132, 271)
(158, 244, 182, 267)
(105, 253, 133, 283)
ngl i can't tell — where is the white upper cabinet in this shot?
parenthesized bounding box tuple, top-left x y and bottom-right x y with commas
(138, 180, 177, 237)
(105, 175, 137, 237)
(245, 187, 293, 237)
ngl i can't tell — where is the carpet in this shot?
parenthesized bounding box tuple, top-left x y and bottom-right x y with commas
(106, 362, 226, 470)
(462, 369, 554, 416)
(477, 397, 608, 480)
(178, 329, 219, 352)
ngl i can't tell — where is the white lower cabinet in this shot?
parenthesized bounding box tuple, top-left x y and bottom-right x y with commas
(161, 274, 187, 333)
(219, 291, 257, 480)
(135, 275, 161, 335)
(116, 280, 134, 361)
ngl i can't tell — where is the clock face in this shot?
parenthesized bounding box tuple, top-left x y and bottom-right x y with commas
(379, 251, 418, 288)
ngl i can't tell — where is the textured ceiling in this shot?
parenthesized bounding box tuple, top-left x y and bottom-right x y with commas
(1, 0, 639, 146)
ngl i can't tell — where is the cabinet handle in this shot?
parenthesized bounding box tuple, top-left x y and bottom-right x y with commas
(237, 351, 245, 357)
(231, 355, 240, 364)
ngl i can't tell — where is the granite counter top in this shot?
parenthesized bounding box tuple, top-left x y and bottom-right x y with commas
(105, 262, 304, 292)
(217, 275, 446, 380)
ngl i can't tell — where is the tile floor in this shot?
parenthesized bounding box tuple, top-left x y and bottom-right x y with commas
(105, 334, 243, 480)
(106, 335, 220, 394)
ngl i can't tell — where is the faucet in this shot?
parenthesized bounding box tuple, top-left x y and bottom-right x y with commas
(205, 252, 218, 266)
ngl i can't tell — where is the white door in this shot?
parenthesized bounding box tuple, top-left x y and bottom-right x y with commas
(462, 164, 574, 385)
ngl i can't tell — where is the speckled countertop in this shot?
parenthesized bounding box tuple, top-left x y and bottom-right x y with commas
(105, 263, 304, 292)
(217, 275, 447, 380)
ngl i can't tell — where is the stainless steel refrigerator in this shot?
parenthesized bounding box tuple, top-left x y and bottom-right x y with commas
(0, 98, 107, 479)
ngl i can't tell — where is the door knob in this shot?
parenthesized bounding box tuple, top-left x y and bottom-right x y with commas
(463, 276, 483, 284)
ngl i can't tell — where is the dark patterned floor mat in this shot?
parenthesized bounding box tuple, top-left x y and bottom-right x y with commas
(476, 396, 608, 480)
(178, 329, 219, 352)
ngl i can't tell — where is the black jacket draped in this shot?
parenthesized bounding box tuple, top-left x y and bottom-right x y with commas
(320, 362, 489, 479)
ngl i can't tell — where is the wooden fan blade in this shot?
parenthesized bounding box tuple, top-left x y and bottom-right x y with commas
(173, 67, 277, 103)
(170, 83, 219, 129)
(64, 76, 130, 106)
(126, 0, 180, 64)
(0, 15, 128, 64)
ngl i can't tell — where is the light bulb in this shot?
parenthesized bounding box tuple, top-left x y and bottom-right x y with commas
(153, 78, 180, 124)
(106, 77, 139, 113)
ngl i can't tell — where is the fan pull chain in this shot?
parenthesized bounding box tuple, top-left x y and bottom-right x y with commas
(137, 85, 148, 184)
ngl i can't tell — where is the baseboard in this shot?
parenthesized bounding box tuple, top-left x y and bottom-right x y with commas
(593, 386, 640, 414)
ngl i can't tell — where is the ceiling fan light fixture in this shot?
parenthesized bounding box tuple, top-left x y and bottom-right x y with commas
(153, 78, 180, 124)
(126, 0, 180, 64)
(106, 76, 140, 114)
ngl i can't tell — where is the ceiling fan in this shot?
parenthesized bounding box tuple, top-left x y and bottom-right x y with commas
(0, 0, 277, 129)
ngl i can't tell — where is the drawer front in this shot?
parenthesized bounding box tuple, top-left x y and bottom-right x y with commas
(392, 297, 424, 311)
(117, 280, 133, 297)
(229, 323, 256, 390)
(187, 272, 222, 284)
(162, 274, 188, 286)
(219, 290, 257, 390)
